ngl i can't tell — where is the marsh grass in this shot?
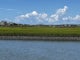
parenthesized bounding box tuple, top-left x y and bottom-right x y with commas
(0, 26, 80, 36)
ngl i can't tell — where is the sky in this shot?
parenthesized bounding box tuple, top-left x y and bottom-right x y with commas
(0, 0, 80, 25)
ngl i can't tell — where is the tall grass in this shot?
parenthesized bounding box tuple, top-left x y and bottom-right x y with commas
(0, 26, 80, 36)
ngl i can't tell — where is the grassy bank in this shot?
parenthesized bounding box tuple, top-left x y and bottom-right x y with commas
(0, 26, 80, 36)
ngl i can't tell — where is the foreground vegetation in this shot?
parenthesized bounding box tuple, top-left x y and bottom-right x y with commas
(0, 26, 80, 37)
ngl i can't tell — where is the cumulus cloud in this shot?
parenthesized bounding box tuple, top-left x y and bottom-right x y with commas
(16, 11, 48, 23)
(63, 15, 80, 21)
(15, 6, 68, 24)
(31, 11, 38, 16)
(17, 11, 38, 19)
(56, 6, 68, 15)
(48, 6, 68, 22)
(36, 13, 48, 22)
(1, 6, 80, 24)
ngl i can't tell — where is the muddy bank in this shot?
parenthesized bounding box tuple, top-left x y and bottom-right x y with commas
(0, 36, 80, 41)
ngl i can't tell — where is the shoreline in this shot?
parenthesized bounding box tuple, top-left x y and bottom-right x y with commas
(0, 36, 80, 41)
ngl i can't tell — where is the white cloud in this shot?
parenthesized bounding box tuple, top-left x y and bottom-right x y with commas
(15, 6, 68, 24)
(73, 15, 80, 20)
(62, 17, 69, 20)
(56, 6, 68, 15)
(48, 6, 68, 22)
(16, 11, 48, 23)
(63, 15, 80, 21)
(16, 11, 38, 20)
(1, 6, 80, 24)
(36, 13, 48, 22)
(48, 15, 59, 22)
(31, 11, 38, 16)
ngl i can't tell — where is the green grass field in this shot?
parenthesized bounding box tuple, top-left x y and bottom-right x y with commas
(0, 26, 80, 36)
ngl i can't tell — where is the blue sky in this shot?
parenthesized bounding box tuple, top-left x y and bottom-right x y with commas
(0, 0, 80, 24)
